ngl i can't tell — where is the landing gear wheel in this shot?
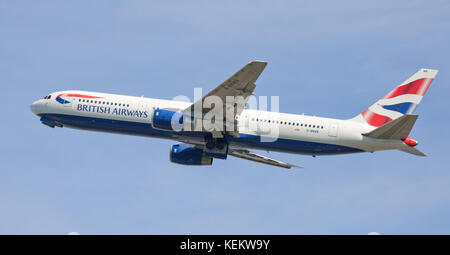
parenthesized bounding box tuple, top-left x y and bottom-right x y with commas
(206, 141, 216, 150)
(204, 134, 227, 150)
(216, 138, 226, 150)
(216, 143, 225, 150)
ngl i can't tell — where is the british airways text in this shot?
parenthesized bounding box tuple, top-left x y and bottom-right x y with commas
(77, 104, 149, 118)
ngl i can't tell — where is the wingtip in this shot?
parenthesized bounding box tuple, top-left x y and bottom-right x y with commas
(288, 164, 303, 169)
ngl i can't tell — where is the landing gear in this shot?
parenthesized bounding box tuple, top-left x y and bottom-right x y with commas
(204, 134, 228, 159)
(206, 140, 216, 150)
(204, 134, 227, 150)
(216, 142, 225, 150)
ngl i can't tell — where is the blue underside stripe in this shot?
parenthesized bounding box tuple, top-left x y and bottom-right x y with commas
(39, 113, 363, 155)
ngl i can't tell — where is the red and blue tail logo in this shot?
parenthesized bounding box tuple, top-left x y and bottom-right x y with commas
(352, 69, 438, 127)
(55, 93, 102, 104)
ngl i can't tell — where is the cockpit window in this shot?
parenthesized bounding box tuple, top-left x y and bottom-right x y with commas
(43, 95, 52, 99)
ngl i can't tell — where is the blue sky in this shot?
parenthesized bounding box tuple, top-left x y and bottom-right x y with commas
(1, 0, 450, 234)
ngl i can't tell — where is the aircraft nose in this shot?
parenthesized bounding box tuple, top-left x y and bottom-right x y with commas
(30, 101, 40, 115)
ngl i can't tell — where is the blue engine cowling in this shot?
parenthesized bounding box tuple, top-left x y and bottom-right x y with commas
(152, 109, 184, 131)
(170, 144, 213, 166)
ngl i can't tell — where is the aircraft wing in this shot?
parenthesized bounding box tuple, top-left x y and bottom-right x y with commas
(228, 149, 301, 169)
(182, 61, 267, 136)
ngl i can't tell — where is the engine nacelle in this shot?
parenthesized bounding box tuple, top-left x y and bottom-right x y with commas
(152, 109, 184, 131)
(170, 144, 213, 166)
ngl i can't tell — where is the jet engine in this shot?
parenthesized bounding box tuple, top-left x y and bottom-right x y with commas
(170, 144, 213, 166)
(152, 109, 184, 131)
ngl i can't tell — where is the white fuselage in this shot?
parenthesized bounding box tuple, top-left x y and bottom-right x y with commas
(30, 90, 409, 156)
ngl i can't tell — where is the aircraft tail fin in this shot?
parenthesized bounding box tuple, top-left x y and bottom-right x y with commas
(350, 69, 438, 127)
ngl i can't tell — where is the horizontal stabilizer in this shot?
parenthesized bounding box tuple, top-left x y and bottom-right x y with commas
(399, 147, 426, 157)
(363, 114, 418, 140)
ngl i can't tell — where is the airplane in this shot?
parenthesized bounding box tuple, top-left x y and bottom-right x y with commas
(30, 61, 438, 169)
